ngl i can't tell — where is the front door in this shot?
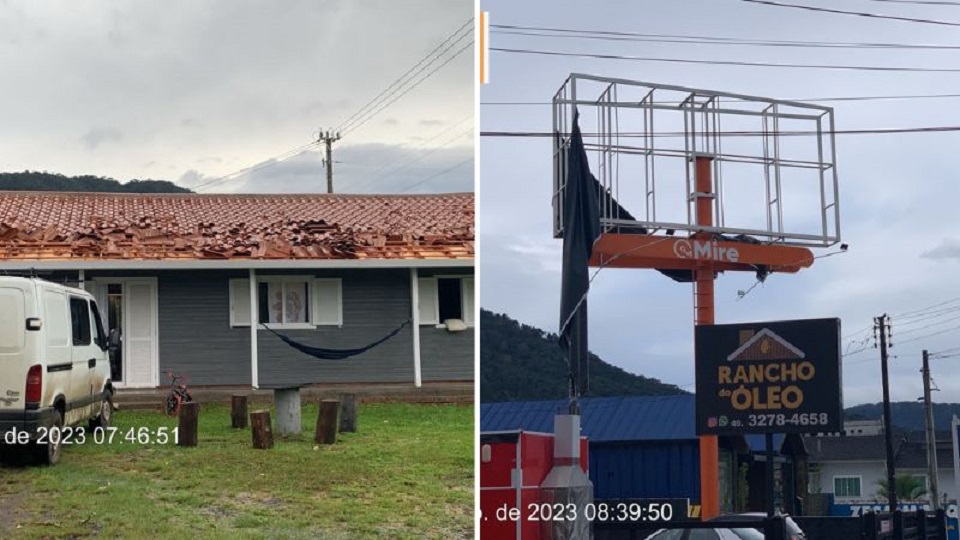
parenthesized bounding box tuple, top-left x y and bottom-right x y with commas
(91, 279, 158, 388)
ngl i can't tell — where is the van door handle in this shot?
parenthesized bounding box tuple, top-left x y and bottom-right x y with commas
(88, 358, 96, 368)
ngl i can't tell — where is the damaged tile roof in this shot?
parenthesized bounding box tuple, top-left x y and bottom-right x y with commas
(0, 192, 474, 260)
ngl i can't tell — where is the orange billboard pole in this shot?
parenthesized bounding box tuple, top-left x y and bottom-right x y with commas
(694, 155, 720, 519)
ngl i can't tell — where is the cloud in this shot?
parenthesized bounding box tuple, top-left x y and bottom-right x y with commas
(194, 142, 473, 195)
(420, 119, 445, 127)
(921, 239, 960, 261)
(80, 127, 123, 150)
(382, 118, 400, 126)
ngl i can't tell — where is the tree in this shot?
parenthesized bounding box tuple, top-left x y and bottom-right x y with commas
(877, 475, 928, 501)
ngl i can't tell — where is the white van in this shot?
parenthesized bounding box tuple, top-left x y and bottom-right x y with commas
(0, 277, 113, 465)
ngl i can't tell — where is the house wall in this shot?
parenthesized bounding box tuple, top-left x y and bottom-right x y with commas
(814, 460, 958, 504)
(87, 267, 473, 387)
(256, 268, 414, 387)
(416, 267, 475, 382)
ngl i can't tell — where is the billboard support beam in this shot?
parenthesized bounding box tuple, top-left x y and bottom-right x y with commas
(694, 154, 721, 520)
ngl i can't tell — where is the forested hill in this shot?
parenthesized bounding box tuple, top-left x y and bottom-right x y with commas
(0, 171, 190, 193)
(480, 309, 687, 403)
(844, 402, 960, 433)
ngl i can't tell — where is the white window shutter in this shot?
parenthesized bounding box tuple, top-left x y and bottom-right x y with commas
(312, 278, 343, 326)
(229, 279, 251, 327)
(461, 277, 475, 326)
(418, 277, 438, 325)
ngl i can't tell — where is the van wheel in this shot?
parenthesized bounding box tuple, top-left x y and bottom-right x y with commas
(89, 393, 113, 431)
(33, 412, 63, 466)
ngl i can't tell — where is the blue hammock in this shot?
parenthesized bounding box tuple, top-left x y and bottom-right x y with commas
(258, 319, 411, 360)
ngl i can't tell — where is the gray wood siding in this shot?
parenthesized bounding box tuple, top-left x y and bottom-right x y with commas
(257, 269, 414, 387)
(420, 326, 474, 381)
(85, 266, 474, 387)
(157, 271, 251, 385)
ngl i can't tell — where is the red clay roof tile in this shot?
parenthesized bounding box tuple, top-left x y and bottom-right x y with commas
(0, 192, 474, 261)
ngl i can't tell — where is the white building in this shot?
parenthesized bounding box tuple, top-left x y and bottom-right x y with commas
(806, 429, 957, 506)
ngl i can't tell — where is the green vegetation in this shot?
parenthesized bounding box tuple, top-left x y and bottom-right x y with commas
(0, 403, 472, 540)
(0, 171, 190, 193)
(480, 309, 686, 402)
(877, 474, 928, 501)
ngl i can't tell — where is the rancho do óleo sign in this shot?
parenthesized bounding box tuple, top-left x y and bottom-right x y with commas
(695, 318, 843, 435)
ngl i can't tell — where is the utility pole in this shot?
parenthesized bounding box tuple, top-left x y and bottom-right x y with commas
(876, 314, 898, 512)
(318, 129, 341, 194)
(922, 349, 941, 510)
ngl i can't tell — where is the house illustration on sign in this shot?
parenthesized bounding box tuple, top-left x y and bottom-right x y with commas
(726, 328, 806, 362)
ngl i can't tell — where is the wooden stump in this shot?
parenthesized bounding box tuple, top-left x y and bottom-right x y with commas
(231, 395, 248, 429)
(339, 393, 358, 433)
(250, 410, 274, 449)
(275, 388, 302, 436)
(315, 399, 340, 445)
(177, 402, 199, 447)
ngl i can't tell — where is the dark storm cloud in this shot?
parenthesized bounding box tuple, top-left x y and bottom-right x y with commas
(0, 0, 474, 193)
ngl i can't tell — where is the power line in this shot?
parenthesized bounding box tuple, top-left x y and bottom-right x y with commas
(892, 305, 960, 326)
(341, 39, 474, 138)
(491, 46, 960, 73)
(334, 18, 473, 134)
(348, 114, 473, 192)
(891, 297, 960, 319)
(360, 125, 473, 193)
(395, 156, 473, 193)
(740, 0, 960, 27)
(482, 93, 960, 106)
(491, 26, 960, 50)
(480, 125, 960, 138)
(863, 0, 960, 5)
(192, 142, 317, 192)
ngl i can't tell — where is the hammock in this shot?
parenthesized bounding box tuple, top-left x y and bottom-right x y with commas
(258, 319, 411, 360)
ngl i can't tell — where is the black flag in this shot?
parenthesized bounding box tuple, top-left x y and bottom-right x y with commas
(559, 110, 602, 397)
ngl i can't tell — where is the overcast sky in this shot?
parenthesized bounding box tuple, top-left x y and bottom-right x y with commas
(480, 0, 960, 406)
(0, 0, 474, 194)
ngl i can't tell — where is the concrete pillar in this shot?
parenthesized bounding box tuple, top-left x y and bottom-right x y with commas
(275, 388, 301, 435)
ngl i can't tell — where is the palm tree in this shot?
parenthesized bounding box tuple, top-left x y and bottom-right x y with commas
(877, 475, 928, 501)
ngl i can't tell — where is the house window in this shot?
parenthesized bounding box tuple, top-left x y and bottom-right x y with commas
(417, 275, 474, 326)
(229, 277, 342, 329)
(259, 280, 309, 324)
(834, 476, 862, 498)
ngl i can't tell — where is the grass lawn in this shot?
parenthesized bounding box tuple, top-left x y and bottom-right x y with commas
(0, 402, 473, 539)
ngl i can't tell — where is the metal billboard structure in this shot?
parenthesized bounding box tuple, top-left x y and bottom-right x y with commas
(552, 74, 840, 249)
(551, 74, 842, 520)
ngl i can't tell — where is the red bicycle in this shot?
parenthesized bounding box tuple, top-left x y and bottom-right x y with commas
(163, 371, 192, 416)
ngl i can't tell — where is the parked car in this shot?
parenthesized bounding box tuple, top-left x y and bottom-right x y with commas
(0, 277, 114, 465)
(710, 513, 806, 540)
(643, 527, 764, 539)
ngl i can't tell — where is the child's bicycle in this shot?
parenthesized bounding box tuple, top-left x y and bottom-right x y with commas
(163, 371, 192, 416)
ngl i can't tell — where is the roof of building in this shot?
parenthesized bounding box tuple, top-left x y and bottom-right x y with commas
(804, 433, 954, 469)
(805, 434, 896, 462)
(481, 395, 697, 443)
(0, 191, 474, 261)
(482, 395, 803, 455)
